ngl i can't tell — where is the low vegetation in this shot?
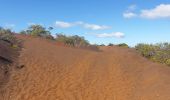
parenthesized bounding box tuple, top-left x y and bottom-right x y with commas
(56, 34, 99, 51)
(135, 43, 170, 66)
(0, 27, 16, 43)
(20, 25, 90, 47)
(0, 27, 21, 49)
(56, 34, 89, 47)
(1, 25, 170, 66)
(20, 25, 54, 40)
(108, 43, 114, 46)
(19, 25, 99, 51)
(117, 43, 129, 48)
(0, 27, 21, 70)
(100, 44, 105, 46)
(107, 43, 129, 48)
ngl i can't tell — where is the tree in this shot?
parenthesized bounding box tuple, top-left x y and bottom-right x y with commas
(48, 27, 53, 31)
(19, 25, 54, 39)
(108, 43, 114, 46)
(28, 25, 50, 36)
(19, 30, 27, 35)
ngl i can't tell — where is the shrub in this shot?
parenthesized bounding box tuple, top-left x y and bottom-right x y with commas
(55, 34, 100, 51)
(100, 44, 105, 46)
(0, 27, 16, 44)
(135, 43, 170, 66)
(19, 25, 54, 40)
(135, 44, 158, 58)
(117, 43, 129, 48)
(166, 59, 170, 66)
(108, 43, 114, 46)
(11, 44, 19, 49)
(56, 34, 89, 47)
(0, 27, 21, 50)
(19, 30, 27, 35)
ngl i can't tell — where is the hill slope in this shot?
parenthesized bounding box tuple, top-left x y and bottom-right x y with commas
(1, 36, 170, 100)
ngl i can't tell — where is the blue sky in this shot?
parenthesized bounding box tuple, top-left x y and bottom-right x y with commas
(0, 0, 170, 46)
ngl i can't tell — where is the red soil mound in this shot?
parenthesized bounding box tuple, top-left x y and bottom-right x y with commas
(1, 36, 170, 100)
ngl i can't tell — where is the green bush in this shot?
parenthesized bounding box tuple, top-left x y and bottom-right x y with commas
(0, 27, 16, 43)
(166, 59, 170, 66)
(117, 43, 129, 48)
(55, 34, 99, 51)
(100, 44, 105, 46)
(135, 43, 170, 66)
(108, 43, 114, 46)
(0, 27, 21, 49)
(56, 34, 89, 47)
(135, 44, 158, 58)
(20, 25, 54, 40)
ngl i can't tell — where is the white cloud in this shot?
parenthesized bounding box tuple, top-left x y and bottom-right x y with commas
(51, 34, 57, 38)
(113, 32, 125, 38)
(123, 12, 137, 18)
(123, 4, 137, 18)
(95, 32, 125, 38)
(123, 4, 170, 19)
(4, 23, 15, 29)
(83, 23, 110, 30)
(27, 22, 44, 26)
(74, 21, 84, 25)
(55, 21, 75, 28)
(128, 4, 137, 11)
(55, 21, 111, 30)
(140, 4, 170, 19)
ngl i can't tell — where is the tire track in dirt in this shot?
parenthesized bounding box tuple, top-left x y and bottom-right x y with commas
(1, 37, 170, 100)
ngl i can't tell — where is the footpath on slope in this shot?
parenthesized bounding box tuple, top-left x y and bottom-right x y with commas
(1, 36, 170, 100)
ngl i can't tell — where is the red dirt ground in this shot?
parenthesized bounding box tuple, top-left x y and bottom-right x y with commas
(1, 36, 170, 100)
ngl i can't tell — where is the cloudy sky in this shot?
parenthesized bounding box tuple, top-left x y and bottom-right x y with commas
(0, 0, 170, 46)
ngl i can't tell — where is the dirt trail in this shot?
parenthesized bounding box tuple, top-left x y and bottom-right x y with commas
(1, 36, 170, 100)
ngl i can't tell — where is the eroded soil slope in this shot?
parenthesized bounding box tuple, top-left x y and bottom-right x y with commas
(0, 40, 19, 90)
(1, 36, 170, 100)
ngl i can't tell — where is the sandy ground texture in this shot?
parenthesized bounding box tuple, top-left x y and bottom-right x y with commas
(1, 36, 170, 100)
